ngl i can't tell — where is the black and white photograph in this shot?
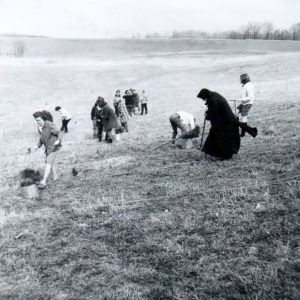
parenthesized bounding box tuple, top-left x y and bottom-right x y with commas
(0, 0, 299, 298)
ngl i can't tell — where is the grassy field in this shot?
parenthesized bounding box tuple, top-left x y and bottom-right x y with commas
(0, 38, 299, 299)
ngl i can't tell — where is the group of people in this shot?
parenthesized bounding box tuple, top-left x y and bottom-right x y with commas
(91, 89, 149, 142)
(119, 89, 148, 116)
(91, 96, 121, 143)
(170, 73, 256, 160)
(32, 73, 256, 188)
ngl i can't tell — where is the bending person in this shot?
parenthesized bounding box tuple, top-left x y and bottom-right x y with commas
(169, 111, 200, 145)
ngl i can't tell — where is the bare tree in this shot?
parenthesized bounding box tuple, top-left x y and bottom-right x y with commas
(261, 22, 274, 39)
(14, 41, 25, 57)
(290, 23, 300, 40)
(252, 23, 261, 39)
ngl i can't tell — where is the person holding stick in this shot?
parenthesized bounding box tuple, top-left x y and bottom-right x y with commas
(237, 73, 255, 137)
(33, 111, 62, 188)
(197, 88, 257, 160)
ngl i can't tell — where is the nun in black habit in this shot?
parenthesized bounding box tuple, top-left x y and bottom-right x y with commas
(197, 88, 257, 160)
(197, 88, 241, 160)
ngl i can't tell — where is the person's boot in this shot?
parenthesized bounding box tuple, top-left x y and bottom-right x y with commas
(240, 123, 247, 137)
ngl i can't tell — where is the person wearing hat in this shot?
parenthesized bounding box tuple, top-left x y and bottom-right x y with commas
(197, 88, 257, 160)
(238, 73, 255, 137)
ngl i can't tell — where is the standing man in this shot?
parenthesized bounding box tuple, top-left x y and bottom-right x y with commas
(33, 111, 62, 188)
(238, 73, 255, 137)
(55, 106, 72, 133)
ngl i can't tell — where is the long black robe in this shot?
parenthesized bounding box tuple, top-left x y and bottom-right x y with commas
(201, 91, 240, 159)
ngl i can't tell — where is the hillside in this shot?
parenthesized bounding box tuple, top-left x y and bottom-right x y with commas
(0, 39, 299, 299)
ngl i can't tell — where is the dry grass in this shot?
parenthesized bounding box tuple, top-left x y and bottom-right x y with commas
(0, 39, 299, 299)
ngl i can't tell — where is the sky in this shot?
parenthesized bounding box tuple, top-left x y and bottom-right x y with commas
(0, 0, 299, 38)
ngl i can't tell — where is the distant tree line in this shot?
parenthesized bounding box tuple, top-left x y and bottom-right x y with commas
(144, 22, 300, 40)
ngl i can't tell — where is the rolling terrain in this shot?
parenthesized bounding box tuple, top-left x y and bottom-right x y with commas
(0, 38, 299, 299)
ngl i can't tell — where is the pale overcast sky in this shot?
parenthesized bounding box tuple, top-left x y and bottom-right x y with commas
(0, 0, 299, 38)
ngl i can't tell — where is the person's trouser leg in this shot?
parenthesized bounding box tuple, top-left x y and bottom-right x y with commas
(62, 119, 71, 132)
(106, 129, 113, 143)
(141, 104, 147, 115)
(238, 104, 252, 137)
(240, 116, 247, 137)
(64, 119, 71, 132)
(145, 104, 148, 114)
(126, 105, 132, 116)
(170, 113, 180, 143)
(92, 119, 97, 137)
(122, 122, 129, 132)
(97, 124, 103, 141)
(52, 165, 59, 181)
(41, 152, 58, 185)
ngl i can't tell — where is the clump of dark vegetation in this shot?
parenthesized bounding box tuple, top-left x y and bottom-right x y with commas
(20, 168, 41, 187)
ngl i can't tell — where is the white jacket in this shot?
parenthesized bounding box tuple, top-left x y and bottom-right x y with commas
(241, 82, 254, 105)
(177, 111, 195, 129)
(59, 107, 72, 120)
